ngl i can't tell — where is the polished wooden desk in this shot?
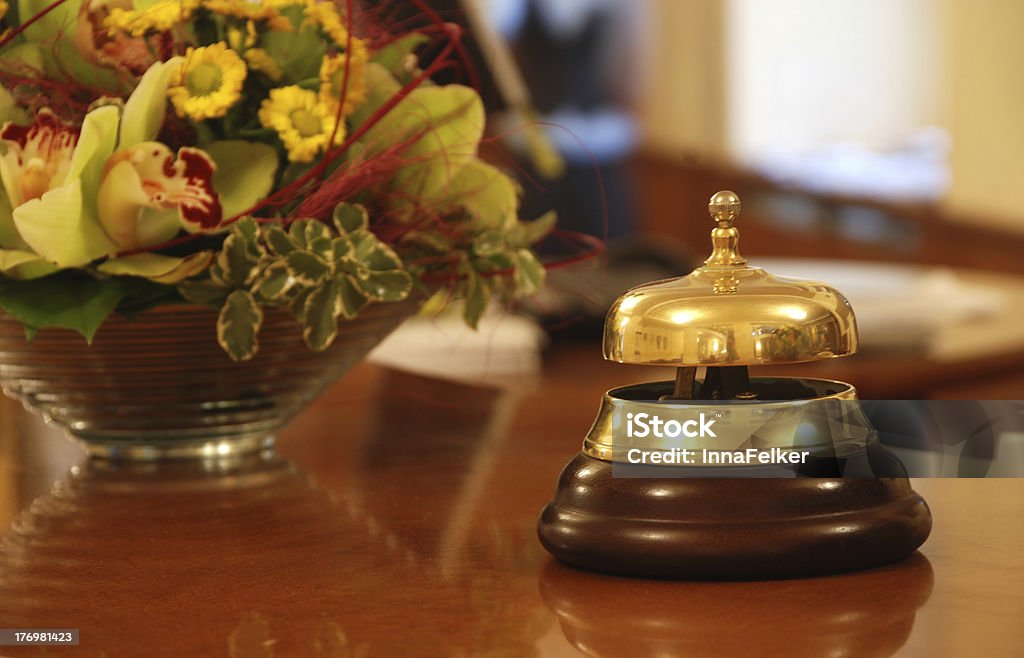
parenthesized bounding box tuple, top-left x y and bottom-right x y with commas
(0, 349, 1022, 657)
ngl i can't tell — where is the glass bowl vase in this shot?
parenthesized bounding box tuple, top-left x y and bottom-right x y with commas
(0, 302, 415, 460)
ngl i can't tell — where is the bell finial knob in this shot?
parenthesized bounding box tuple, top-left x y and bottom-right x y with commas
(704, 190, 746, 268)
(709, 190, 741, 225)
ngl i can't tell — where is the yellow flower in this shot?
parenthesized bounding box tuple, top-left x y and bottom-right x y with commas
(318, 39, 368, 116)
(258, 86, 344, 162)
(0, 1, 8, 21)
(304, 0, 350, 45)
(226, 21, 258, 50)
(168, 43, 247, 120)
(203, 0, 293, 31)
(105, 0, 201, 36)
(245, 48, 282, 81)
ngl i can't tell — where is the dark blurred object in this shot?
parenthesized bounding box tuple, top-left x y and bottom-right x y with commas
(376, 0, 638, 238)
(503, 0, 638, 238)
(522, 235, 698, 340)
(363, 0, 503, 110)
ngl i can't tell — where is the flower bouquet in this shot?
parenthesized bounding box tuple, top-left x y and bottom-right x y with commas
(0, 0, 556, 457)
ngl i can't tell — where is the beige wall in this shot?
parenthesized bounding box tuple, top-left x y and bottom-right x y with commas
(637, 0, 1024, 231)
(637, 0, 728, 159)
(942, 0, 1024, 230)
(726, 0, 945, 160)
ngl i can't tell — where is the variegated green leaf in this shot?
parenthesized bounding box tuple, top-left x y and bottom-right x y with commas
(217, 290, 263, 362)
(308, 236, 334, 259)
(301, 278, 343, 351)
(331, 236, 353, 262)
(233, 216, 262, 251)
(354, 269, 413, 302)
(337, 275, 369, 319)
(285, 250, 330, 286)
(217, 233, 260, 287)
(333, 203, 369, 235)
(463, 268, 488, 329)
(514, 249, 546, 296)
(208, 263, 230, 288)
(289, 219, 332, 248)
(353, 235, 404, 271)
(478, 252, 515, 271)
(265, 225, 297, 256)
(472, 230, 504, 257)
(253, 260, 293, 301)
(289, 287, 314, 321)
(401, 230, 450, 252)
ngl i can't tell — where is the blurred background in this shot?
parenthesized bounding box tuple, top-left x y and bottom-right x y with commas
(370, 0, 1024, 404)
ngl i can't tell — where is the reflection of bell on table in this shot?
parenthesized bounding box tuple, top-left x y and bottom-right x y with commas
(538, 191, 932, 579)
(540, 556, 934, 657)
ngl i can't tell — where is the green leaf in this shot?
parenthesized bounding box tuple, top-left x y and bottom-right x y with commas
(419, 288, 450, 316)
(204, 141, 279, 221)
(513, 249, 546, 296)
(216, 232, 260, 288)
(178, 279, 229, 306)
(401, 230, 450, 253)
(443, 159, 520, 230)
(331, 235, 353, 261)
(253, 260, 293, 301)
(511, 211, 557, 246)
(462, 269, 488, 330)
(285, 250, 330, 286)
(352, 234, 403, 271)
(300, 278, 342, 351)
(18, 0, 82, 42)
(260, 6, 327, 82)
(264, 225, 297, 256)
(332, 203, 369, 235)
(0, 274, 130, 342)
(337, 275, 369, 319)
(308, 235, 334, 259)
(289, 287, 314, 321)
(371, 33, 428, 79)
(98, 252, 213, 284)
(477, 252, 515, 272)
(288, 219, 332, 249)
(359, 85, 485, 208)
(472, 230, 505, 257)
(349, 63, 402, 129)
(217, 290, 263, 362)
(40, 37, 125, 95)
(354, 269, 412, 302)
(233, 216, 262, 250)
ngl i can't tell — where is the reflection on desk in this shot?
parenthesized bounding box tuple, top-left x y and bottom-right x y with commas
(0, 363, 1022, 657)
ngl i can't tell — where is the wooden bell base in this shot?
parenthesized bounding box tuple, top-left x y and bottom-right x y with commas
(538, 452, 932, 580)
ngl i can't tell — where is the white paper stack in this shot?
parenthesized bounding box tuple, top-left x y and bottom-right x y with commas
(754, 259, 1008, 354)
(368, 308, 547, 388)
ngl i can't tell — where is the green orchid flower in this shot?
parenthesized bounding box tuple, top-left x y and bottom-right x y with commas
(0, 58, 278, 284)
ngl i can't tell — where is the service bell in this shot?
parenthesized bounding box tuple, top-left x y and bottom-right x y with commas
(538, 191, 932, 579)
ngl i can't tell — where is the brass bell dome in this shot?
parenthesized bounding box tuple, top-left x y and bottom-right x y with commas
(604, 191, 858, 367)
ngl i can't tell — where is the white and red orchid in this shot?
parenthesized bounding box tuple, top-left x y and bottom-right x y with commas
(0, 110, 81, 208)
(98, 143, 223, 250)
